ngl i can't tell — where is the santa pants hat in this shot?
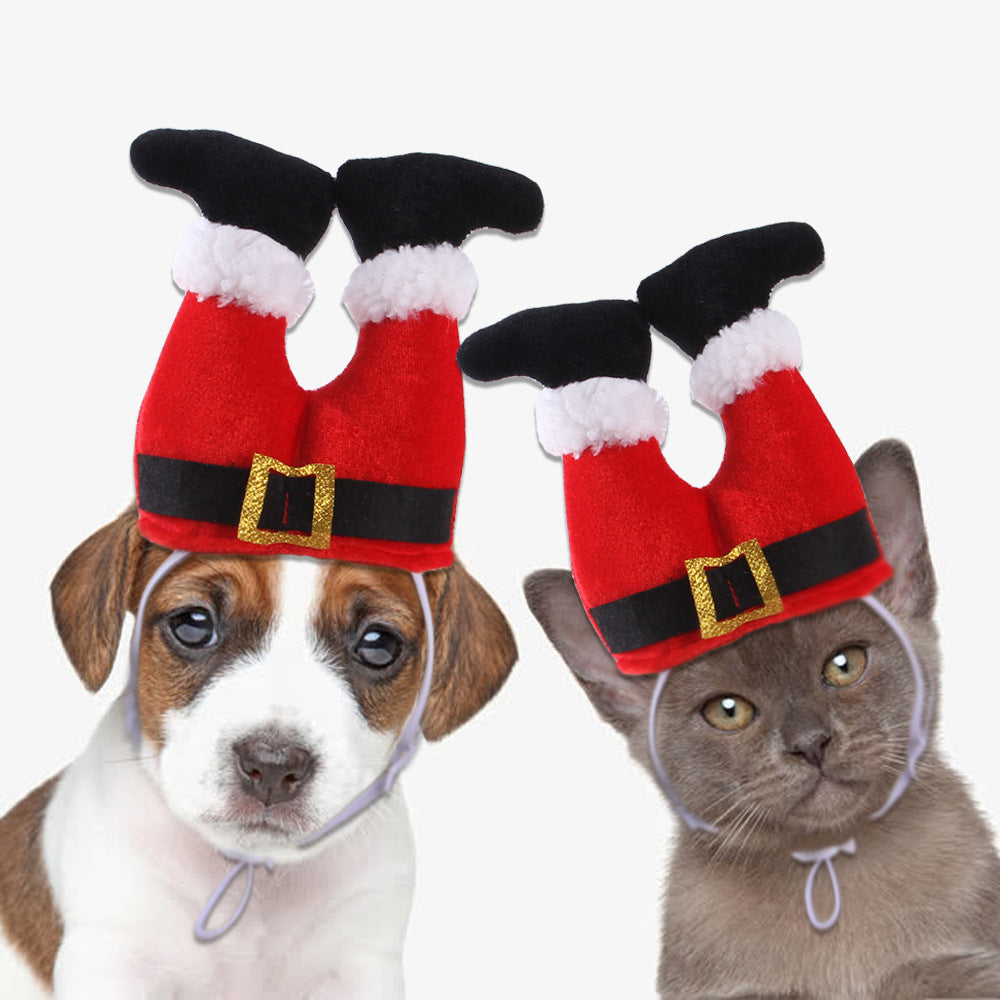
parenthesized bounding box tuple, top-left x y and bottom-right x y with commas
(458, 223, 890, 672)
(131, 131, 542, 572)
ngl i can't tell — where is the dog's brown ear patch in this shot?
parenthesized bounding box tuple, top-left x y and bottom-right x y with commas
(50, 505, 150, 691)
(420, 560, 517, 741)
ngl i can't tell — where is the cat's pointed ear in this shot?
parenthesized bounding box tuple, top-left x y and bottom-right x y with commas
(856, 439, 936, 619)
(524, 569, 654, 735)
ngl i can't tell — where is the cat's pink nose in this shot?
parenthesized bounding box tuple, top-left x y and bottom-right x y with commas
(788, 730, 831, 768)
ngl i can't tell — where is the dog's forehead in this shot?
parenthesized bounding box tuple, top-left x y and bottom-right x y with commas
(277, 558, 422, 627)
(273, 557, 324, 622)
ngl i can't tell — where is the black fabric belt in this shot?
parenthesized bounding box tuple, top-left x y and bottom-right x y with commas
(589, 508, 881, 653)
(136, 454, 457, 546)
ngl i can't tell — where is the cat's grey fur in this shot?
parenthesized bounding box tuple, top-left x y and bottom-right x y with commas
(526, 440, 1000, 998)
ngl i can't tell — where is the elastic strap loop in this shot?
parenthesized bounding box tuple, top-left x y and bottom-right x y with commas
(193, 851, 276, 943)
(861, 595, 932, 819)
(647, 671, 717, 834)
(127, 549, 191, 751)
(792, 839, 856, 932)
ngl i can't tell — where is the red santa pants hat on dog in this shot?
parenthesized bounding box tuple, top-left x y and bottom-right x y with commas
(132, 131, 543, 572)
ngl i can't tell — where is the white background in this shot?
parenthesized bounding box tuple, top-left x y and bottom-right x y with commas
(2, 3, 997, 997)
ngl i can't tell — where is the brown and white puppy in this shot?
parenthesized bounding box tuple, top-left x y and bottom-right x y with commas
(0, 505, 516, 998)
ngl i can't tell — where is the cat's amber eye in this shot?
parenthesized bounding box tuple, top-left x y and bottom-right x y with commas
(701, 694, 756, 732)
(822, 646, 868, 688)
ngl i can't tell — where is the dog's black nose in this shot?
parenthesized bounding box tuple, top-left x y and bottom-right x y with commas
(233, 736, 315, 807)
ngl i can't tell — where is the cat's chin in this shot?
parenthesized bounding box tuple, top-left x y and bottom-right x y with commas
(783, 774, 873, 833)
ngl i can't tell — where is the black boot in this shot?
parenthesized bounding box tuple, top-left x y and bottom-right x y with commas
(130, 129, 337, 259)
(335, 153, 543, 261)
(636, 222, 824, 358)
(456, 300, 651, 389)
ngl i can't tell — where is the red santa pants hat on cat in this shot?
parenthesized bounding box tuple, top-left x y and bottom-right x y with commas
(459, 223, 892, 674)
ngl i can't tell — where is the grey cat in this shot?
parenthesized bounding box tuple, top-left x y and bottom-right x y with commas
(526, 440, 1000, 999)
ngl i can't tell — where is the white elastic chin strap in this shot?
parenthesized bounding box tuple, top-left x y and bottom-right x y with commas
(127, 551, 436, 943)
(647, 593, 932, 933)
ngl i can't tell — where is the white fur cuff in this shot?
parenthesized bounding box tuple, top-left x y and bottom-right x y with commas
(690, 308, 802, 412)
(535, 377, 669, 458)
(172, 218, 314, 328)
(342, 244, 478, 326)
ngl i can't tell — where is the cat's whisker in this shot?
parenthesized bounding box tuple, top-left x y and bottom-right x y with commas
(704, 817, 760, 873)
(704, 774, 773, 832)
(680, 770, 780, 830)
(705, 782, 768, 825)
(875, 750, 912, 770)
(736, 805, 773, 873)
(705, 813, 756, 874)
(711, 799, 771, 865)
(708, 803, 752, 849)
(738, 807, 775, 872)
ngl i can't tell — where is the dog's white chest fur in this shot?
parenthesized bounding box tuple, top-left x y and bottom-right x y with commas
(43, 703, 414, 997)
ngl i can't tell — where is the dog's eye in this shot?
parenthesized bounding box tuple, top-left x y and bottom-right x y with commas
(823, 646, 867, 688)
(167, 608, 218, 650)
(353, 627, 403, 670)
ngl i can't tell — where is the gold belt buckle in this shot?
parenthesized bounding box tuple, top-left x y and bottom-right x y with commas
(237, 453, 336, 550)
(685, 538, 783, 639)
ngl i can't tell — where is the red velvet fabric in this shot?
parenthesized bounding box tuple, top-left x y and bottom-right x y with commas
(135, 294, 464, 571)
(564, 368, 892, 673)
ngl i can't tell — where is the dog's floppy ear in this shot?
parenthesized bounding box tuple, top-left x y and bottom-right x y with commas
(856, 439, 936, 620)
(50, 505, 149, 691)
(524, 569, 653, 737)
(420, 559, 518, 741)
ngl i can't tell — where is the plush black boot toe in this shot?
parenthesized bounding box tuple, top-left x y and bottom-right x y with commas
(130, 129, 337, 258)
(336, 153, 543, 261)
(637, 222, 824, 358)
(457, 300, 651, 389)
